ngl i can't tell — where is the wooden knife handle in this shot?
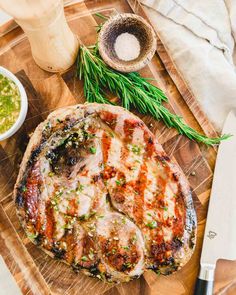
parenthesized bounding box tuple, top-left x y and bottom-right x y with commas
(194, 278, 214, 295)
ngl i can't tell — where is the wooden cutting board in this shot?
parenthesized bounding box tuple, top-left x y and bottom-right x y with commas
(1, 1, 236, 294)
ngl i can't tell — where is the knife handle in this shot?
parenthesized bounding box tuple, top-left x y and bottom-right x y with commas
(194, 264, 215, 295)
(194, 278, 214, 295)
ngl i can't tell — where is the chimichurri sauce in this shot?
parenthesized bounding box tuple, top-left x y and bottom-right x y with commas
(0, 74, 21, 134)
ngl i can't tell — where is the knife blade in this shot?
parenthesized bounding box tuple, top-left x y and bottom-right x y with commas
(194, 110, 236, 295)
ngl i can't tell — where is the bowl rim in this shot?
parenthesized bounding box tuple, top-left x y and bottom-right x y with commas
(98, 13, 157, 73)
(0, 66, 28, 141)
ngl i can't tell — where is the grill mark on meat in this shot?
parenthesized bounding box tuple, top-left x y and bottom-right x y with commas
(103, 166, 117, 180)
(144, 131, 155, 158)
(79, 234, 98, 269)
(23, 163, 41, 222)
(67, 199, 78, 216)
(100, 236, 140, 273)
(35, 211, 42, 233)
(99, 111, 117, 128)
(172, 192, 186, 237)
(112, 171, 127, 204)
(102, 131, 112, 164)
(45, 201, 55, 244)
(63, 231, 76, 264)
(153, 176, 167, 213)
(157, 176, 167, 195)
(133, 163, 148, 224)
(148, 177, 185, 263)
(120, 146, 129, 162)
(123, 119, 137, 141)
(121, 119, 137, 162)
(150, 237, 183, 267)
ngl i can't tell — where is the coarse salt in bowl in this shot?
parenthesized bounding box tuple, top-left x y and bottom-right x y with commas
(98, 13, 157, 73)
(0, 66, 28, 141)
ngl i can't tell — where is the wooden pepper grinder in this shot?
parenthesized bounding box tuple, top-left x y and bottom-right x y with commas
(0, 0, 79, 72)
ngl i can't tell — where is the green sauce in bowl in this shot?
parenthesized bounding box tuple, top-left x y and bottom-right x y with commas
(0, 73, 21, 134)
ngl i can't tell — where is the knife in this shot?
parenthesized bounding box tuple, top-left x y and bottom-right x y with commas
(194, 110, 236, 295)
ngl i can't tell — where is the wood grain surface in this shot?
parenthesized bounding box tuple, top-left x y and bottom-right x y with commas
(0, 1, 236, 294)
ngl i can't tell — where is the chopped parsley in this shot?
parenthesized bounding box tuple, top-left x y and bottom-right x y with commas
(121, 217, 126, 224)
(76, 183, 84, 192)
(81, 256, 88, 262)
(131, 144, 142, 155)
(123, 262, 133, 269)
(111, 248, 117, 254)
(89, 147, 97, 154)
(109, 131, 114, 138)
(131, 235, 137, 244)
(22, 185, 27, 192)
(146, 220, 158, 229)
(115, 178, 125, 186)
(55, 190, 63, 197)
(122, 246, 130, 250)
(27, 232, 38, 240)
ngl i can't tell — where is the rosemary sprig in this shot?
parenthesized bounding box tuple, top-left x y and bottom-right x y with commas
(76, 45, 229, 145)
(95, 13, 108, 32)
(95, 13, 109, 21)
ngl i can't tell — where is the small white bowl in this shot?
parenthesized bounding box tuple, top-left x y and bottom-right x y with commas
(0, 66, 28, 141)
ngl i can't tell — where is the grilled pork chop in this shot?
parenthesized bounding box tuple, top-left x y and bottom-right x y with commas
(14, 103, 196, 283)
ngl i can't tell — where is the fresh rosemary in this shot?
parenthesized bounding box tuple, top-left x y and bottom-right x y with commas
(76, 32, 229, 145)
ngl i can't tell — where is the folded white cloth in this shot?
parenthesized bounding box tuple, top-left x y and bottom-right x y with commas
(141, 0, 236, 130)
(0, 256, 21, 295)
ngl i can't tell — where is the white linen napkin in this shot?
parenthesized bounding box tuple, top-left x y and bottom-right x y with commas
(0, 256, 22, 295)
(141, 0, 236, 130)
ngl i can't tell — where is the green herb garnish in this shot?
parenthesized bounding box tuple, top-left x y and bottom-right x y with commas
(146, 220, 158, 229)
(22, 185, 27, 192)
(27, 232, 38, 240)
(115, 180, 121, 186)
(48, 171, 55, 177)
(76, 44, 229, 146)
(76, 183, 84, 192)
(89, 146, 97, 154)
(115, 178, 125, 186)
(111, 248, 117, 254)
(81, 256, 88, 262)
(122, 246, 130, 250)
(129, 144, 142, 155)
(0, 74, 21, 134)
